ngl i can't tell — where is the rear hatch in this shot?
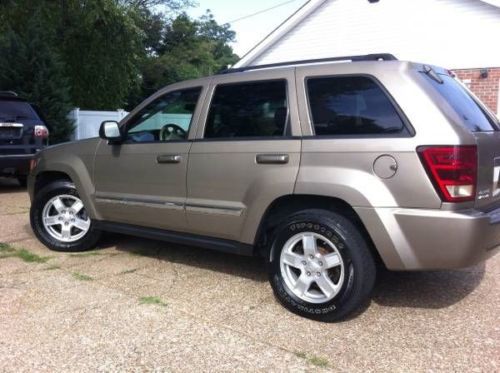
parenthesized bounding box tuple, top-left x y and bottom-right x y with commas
(426, 70, 500, 210)
(0, 99, 44, 153)
(0, 121, 23, 141)
(474, 131, 500, 209)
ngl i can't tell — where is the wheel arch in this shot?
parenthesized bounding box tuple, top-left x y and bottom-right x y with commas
(32, 164, 99, 220)
(253, 194, 384, 267)
(34, 171, 72, 196)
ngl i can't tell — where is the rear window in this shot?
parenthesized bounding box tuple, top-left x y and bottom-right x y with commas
(0, 100, 39, 121)
(307, 76, 406, 136)
(428, 74, 498, 132)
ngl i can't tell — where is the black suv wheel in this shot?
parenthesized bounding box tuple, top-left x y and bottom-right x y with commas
(268, 209, 376, 321)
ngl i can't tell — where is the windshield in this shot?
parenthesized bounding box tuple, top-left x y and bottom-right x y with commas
(427, 73, 498, 132)
(0, 100, 40, 120)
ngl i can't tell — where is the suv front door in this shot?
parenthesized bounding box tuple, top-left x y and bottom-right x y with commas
(93, 85, 205, 231)
(186, 69, 301, 245)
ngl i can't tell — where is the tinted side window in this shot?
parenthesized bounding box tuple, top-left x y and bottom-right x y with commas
(205, 80, 288, 138)
(427, 74, 498, 132)
(125, 87, 201, 143)
(307, 76, 405, 136)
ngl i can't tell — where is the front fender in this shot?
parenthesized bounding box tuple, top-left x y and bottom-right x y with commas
(31, 139, 101, 220)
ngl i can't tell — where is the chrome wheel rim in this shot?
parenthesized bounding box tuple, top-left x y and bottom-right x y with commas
(41, 194, 90, 243)
(280, 232, 345, 304)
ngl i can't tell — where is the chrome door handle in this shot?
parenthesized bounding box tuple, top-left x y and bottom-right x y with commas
(157, 154, 182, 164)
(256, 154, 289, 164)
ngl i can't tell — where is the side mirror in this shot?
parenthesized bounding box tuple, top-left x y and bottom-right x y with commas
(99, 121, 122, 143)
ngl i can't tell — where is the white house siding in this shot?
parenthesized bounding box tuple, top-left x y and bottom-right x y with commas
(248, 0, 500, 69)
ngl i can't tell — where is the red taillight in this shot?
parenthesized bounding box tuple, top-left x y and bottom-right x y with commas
(34, 125, 49, 139)
(417, 145, 477, 202)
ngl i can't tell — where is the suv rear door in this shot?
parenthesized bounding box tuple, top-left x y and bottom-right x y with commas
(186, 69, 301, 244)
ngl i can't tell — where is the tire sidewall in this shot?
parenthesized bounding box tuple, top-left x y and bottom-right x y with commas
(30, 181, 99, 252)
(268, 211, 371, 321)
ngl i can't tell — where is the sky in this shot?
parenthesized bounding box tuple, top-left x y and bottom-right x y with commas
(186, 0, 309, 57)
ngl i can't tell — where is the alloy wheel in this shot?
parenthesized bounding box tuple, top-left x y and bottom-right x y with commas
(279, 232, 345, 304)
(41, 194, 90, 243)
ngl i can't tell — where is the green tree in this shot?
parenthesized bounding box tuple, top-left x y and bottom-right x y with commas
(131, 11, 238, 107)
(197, 11, 239, 73)
(0, 11, 73, 143)
(118, 0, 194, 13)
(132, 7, 166, 54)
(56, 1, 144, 110)
(0, 1, 239, 133)
(0, 0, 146, 111)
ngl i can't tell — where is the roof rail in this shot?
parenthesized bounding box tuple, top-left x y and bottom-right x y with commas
(0, 91, 18, 97)
(221, 53, 397, 74)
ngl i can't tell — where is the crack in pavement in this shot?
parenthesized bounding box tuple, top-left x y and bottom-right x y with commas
(1, 208, 29, 215)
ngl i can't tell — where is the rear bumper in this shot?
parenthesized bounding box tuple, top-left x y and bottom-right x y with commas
(0, 154, 33, 176)
(0, 145, 42, 176)
(355, 206, 500, 270)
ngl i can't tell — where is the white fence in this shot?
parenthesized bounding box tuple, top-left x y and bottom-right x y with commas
(69, 108, 128, 141)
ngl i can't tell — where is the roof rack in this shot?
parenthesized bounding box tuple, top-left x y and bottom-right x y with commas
(0, 91, 18, 97)
(221, 53, 397, 74)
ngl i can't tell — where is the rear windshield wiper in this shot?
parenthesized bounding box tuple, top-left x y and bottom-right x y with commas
(423, 65, 443, 84)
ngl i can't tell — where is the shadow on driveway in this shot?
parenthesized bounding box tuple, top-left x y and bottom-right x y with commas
(106, 233, 267, 283)
(372, 264, 484, 309)
(98, 232, 484, 312)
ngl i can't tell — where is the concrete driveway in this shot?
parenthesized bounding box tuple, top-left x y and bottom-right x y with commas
(0, 177, 499, 372)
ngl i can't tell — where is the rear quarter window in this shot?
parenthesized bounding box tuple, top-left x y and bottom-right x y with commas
(426, 74, 498, 132)
(306, 76, 407, 136)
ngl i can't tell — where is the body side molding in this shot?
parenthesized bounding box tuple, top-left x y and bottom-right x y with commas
(93, 220, 254, 256)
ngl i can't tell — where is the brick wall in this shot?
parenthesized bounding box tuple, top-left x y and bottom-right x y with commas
(453, 67, 500, 114)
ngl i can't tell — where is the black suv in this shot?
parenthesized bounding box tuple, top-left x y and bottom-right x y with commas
(0, 92, 49, 186)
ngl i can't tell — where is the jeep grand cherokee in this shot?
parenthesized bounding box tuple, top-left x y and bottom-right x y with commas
(27, 54, 500, 321)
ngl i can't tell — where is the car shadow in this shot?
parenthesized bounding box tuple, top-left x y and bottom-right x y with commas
(104, 233, 268, 283)
(102, 233, 485, 311)
(371, 264, 485, 309)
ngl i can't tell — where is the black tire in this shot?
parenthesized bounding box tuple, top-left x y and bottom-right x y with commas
(30, 180, 101, 252)
(17, 176, 27, 188)
(268, 209, 376, 322)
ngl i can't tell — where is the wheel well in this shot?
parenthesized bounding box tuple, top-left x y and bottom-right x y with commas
(254, 194, 383, 265)
(34, 171, 72, 195)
